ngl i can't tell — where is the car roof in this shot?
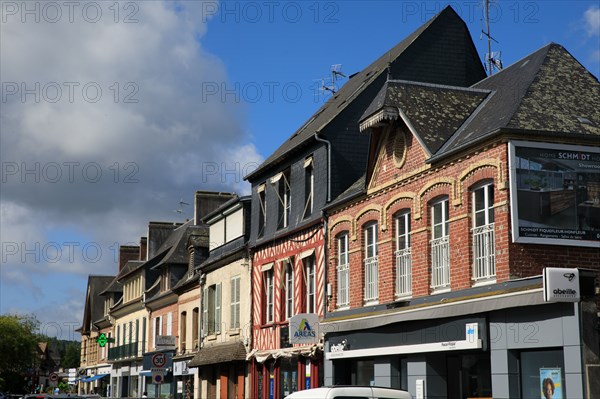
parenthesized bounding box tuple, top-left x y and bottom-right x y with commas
(284, 387, 411, 399)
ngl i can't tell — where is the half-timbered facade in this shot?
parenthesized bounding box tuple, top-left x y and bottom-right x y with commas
(245, 6, 487, 398)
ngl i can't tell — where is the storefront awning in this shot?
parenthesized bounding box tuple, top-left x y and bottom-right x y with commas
(321, 287, 545, 333)
(188, 341, 247, 367)
(79, 373, 109, 382)
(247, 343, 323, 363)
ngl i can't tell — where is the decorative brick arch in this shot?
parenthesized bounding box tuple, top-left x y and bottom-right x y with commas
(382, 192, 416, 230)
(415, 178, 455, 219)
(455, 159, 506, 206)
(329, 217, 353, 246)
(355, 204, 383, 240)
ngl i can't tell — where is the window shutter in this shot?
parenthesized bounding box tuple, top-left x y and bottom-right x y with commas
(216, 283, 222, 333)
(202, 288, 207, 337)
(166, 312, 172, 336)
(152, 319, 156, 349)
(230, 278, 235, 328)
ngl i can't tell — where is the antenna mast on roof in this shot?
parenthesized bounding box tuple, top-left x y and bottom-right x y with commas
(480, 0, 503, 75)
(316, 64, 347, 96)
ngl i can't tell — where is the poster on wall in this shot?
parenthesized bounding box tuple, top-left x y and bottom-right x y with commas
(509, 141, 600, 247)
(540, 368, 563, 399)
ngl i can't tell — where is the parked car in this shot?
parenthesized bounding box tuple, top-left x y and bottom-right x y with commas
(284, 387, 412, 399)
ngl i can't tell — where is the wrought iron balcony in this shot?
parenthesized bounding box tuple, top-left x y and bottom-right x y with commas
(107, 342, 139, 361)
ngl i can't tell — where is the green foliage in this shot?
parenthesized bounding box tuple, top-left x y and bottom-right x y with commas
(61, 342, 80, 369)
(0, 314, 39, 392)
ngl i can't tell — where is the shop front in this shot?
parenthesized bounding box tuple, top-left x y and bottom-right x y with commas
(188, 341, 249, 399)
(173, 359, 197, 399)
(323, 283, 599, 399)
(251, 345, 323, 399)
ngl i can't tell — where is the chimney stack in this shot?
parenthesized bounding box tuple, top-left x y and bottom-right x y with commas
(139, 237, 147, 261)
(194, 191, 237, 224)
(119, 245, 139, 271)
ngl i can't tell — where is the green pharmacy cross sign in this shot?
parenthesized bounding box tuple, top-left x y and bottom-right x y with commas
(96, 333, 115, 347)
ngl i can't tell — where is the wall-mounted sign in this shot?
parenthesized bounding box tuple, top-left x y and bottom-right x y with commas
(543, 267, 580, 302)
(509, 141, 600, 248)
(289, 313, 319, 345)
(326, 322, 482, 360)
(155, 335, 176, 350)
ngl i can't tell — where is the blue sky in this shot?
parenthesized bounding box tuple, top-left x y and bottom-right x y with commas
(1, 1, 598, 340)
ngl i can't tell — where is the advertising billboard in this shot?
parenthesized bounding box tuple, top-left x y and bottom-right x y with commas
(509, 141, 600, 247)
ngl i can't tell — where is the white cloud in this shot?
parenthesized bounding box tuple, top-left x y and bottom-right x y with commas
(584, 6, 600, 37)
(0, 1, 263, 321)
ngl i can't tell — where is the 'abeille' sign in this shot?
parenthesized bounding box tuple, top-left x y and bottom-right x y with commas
(289, 313, 319, 344)
(543, 267, 580, 302)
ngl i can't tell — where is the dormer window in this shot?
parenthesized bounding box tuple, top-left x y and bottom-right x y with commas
(258, 183, 266, 238)
(272, 169, 291, 229)
(303, 157, 314, 219)
(160, 267, 171, 292)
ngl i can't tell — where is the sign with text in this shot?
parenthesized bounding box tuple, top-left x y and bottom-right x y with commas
(543, 267, 580, 302)
(509, 141, 600, 248)
(142, 351, 173, 370)
(289, 313, 319, 344)
(155, 335, 176, 350)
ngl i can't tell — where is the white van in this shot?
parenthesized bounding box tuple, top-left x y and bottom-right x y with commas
(284, 386, 412, 399)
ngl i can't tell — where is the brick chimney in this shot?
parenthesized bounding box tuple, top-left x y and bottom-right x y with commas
(194, 191, 237, 224)
(119, 245, 139, 271)
(139, 237, 147, 261)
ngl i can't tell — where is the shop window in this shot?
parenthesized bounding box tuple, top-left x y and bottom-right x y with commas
(337, 232, 350, 307)
(520, 349, 565, 399)
(280, 357, 299, 398)
(472, 182, 495, 282)
(394, 211, 412, 297)
(363, 222, 379, 303)
(430, 197, 450, 290)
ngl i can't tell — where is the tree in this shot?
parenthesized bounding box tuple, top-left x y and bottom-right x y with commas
(61, 342, 80, 369)
(0, 314, 39, 392)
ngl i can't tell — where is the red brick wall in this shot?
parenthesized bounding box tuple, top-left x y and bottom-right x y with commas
(327, 131, 599, 310)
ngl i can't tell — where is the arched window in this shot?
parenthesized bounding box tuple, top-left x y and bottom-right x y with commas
(472, 182, 496, 282)
(363, 222, 379, 302)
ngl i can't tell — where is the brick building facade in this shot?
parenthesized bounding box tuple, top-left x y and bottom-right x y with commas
(321, 43, 599, 399)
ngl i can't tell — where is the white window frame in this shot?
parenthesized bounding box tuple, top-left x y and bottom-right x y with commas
(284, 260, 294, 319)
(304, 256, 316, 314)
(264, 269, 274, 323)
(337, 233, 350, 308)
(472, 183, 496, 282)
(258, 184, 266, 237)
(394, 211, 412, 297)
(364, 222, 379, 303)
(303, 158, 314, 219)
(430, 198, 450, 290)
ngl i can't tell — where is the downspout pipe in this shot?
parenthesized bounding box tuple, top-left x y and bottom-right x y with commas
(314, 131, 331, 323)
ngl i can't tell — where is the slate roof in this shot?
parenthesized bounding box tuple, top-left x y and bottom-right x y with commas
(245, 5, 485, 181)
(332, 43, 599, 208)
(80, 275, 114, 334)
(325, 174, 366, 210)
(361, 81, 489, 154)
(188, 341, 247, 367)
(435, 43, 600, 159)
(151, 221, 205, 270)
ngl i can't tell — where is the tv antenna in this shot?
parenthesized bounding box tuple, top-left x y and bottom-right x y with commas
(315, 64, 347, 97)
(480, 0, 503, 75)
(172, 198, 190, 216)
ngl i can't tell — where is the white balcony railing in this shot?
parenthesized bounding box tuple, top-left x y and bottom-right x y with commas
(337, 263, 349, 307)
(395, 248, 412, 297)
(472, 223, 496, 281)
(364, 256, 379, 302)
(430, 236, 450, 289)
